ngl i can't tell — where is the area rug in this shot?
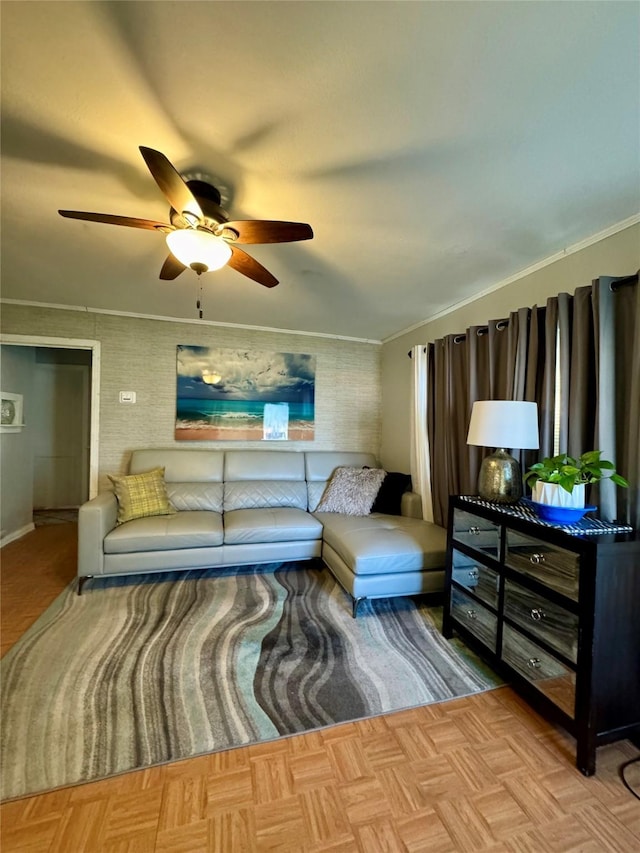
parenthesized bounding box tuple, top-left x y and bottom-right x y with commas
(0, 562, 501, 800)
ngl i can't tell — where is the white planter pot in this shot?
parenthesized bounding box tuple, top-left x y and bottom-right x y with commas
(533, 482, 585, 508)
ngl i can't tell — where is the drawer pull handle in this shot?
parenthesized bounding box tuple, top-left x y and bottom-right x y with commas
(468, 569, 479, 580)
(469, 526, 481, 535)
(466, 609, 477, 620)
(530, 608, 545, 621)
(529, 553, 546, 565)
(527, 657, 542, 669)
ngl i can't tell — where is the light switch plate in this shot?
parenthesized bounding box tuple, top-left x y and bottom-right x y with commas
(119, 391, 136, 404)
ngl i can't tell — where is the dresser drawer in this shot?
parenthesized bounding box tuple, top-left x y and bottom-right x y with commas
(452, 509, 500, 560)
(504, 579, 578, 664)
(504, 530, 579, 601)
(450, 587, 498, 653)
(501, 625, 576, 718)
(452, 549, 499, 609)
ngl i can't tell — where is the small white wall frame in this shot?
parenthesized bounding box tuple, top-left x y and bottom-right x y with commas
(0, 391, 24, 432)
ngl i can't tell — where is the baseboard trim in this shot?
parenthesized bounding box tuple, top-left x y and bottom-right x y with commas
(1, 522, 35, 549)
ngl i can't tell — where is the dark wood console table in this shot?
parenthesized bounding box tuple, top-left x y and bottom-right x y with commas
(442, 495, 640, 776)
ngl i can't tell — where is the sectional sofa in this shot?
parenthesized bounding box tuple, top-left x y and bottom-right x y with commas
(78, 449, 447, 616)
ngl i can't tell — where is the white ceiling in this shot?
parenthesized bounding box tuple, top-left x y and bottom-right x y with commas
(1, 1, 639, 341)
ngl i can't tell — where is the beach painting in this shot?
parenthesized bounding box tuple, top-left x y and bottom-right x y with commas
(176, 346, 316, 441)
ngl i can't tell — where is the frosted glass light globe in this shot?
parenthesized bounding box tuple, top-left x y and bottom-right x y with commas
(166, 229, 232, 272)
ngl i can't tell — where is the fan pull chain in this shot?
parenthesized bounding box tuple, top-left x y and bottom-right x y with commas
(196, 278, 203, 319)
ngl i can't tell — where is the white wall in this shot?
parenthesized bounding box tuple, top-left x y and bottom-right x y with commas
(0, 345, 35, 541)
(5, 223, 637, 485)
(1, 306, 382, 489)
(32, 352, 92, 508)
(380, 223, 640, 472)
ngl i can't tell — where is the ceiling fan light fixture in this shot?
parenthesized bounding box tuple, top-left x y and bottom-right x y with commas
(166, 228, 232, 273)
(59, 146, 311, 287)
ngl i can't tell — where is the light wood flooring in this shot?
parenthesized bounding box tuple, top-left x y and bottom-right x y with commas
(1, 524, 639, 852)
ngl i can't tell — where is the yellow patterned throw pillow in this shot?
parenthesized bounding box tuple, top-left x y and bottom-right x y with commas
(108, 467, 176, 525)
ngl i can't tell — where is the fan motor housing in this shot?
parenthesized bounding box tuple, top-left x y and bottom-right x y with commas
(169, 180, 230, 231)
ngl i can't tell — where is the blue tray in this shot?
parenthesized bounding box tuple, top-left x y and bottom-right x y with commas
(527, 500, 597, 524)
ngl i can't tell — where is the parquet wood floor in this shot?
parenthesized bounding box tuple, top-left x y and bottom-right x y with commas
(0, 521, 78, 657)
(1, 524, 639, 852)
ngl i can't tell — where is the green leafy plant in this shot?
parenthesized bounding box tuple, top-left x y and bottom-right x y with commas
(524, 451, 629, 494)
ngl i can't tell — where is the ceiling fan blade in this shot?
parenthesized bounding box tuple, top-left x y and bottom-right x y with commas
(224, 220, 313, 244)
(159, 254, 187, 280)
(58, 210, 172, 231)
(139, 146, 203, 222)
(227, 246, 278, 288)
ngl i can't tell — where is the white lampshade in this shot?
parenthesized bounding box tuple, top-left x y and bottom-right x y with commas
(166, 229, 232, 272)
(467, 400, 539, 450)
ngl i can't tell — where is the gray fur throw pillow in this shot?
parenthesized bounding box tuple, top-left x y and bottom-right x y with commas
(316, 466, 386, 516)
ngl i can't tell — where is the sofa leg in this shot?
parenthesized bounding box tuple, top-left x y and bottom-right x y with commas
(352, 596, 365, 618)
(77, 576, 93, 596)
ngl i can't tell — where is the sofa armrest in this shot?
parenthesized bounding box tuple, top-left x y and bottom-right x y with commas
(401, 491, 423, 519)
(78, 492, 118, 577)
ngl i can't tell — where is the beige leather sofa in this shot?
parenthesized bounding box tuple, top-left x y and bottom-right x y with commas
(78, 449, 447, 615)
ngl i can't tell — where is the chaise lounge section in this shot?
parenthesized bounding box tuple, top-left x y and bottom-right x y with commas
(78, 449, 447, 615)
(305, 452, 447, 615)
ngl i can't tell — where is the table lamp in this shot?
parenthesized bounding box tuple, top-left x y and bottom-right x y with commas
(467, 400, 539, 503)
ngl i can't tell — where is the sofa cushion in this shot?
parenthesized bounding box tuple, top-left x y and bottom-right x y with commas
(304, 452, 378, 482)
(305, 452, 378, 512)
(224, 508, 323, 545)
(371, 472, 412, 515)
(167, 482, 224, 512)
(224, 450, 305, 481)
(105, 510, 223, 554)
(224, 480, 307, 511)
(315, 512, 447, 575)
(107, 467, 176, 525)
(129, 449, 224, 483)
(316, 467, 386, 516)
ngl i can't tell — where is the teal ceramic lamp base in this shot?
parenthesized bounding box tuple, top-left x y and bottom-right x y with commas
(477, 448, 522, 504)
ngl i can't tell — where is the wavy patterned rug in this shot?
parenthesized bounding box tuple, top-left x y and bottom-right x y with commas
(1, 562, 501, 800)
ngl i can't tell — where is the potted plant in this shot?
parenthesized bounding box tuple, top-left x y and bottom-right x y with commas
(524, 451, 628, 509)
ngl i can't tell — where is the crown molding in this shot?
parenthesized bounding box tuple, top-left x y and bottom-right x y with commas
(0, 300, 381, 346)
(382, 214, 640, 344)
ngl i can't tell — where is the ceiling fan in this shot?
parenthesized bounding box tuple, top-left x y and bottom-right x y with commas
(58, 146, 313, 288)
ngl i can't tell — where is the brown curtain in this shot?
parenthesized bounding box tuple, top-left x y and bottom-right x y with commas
(426, 273, 638, 528)
(519, 303, 556, 471)
(613, 274, 640, 528)
(552, 275, 639, 523)
(467, 322, 502, 486)
(427, 309, 549, 526)
(567, 286, 597, 456)
(594, 275, 639, 525)
(428, 335, 472, 526)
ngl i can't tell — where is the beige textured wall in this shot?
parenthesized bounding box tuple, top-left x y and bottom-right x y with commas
(0, 345, 36, 539)
(1, 305, 381, 487)
(380, 223, 640, 472)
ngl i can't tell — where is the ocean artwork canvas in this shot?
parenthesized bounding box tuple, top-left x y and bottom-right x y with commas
(176, 346, 316, 441)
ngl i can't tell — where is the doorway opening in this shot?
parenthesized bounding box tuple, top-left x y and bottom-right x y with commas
(0, 334, 100, 545)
